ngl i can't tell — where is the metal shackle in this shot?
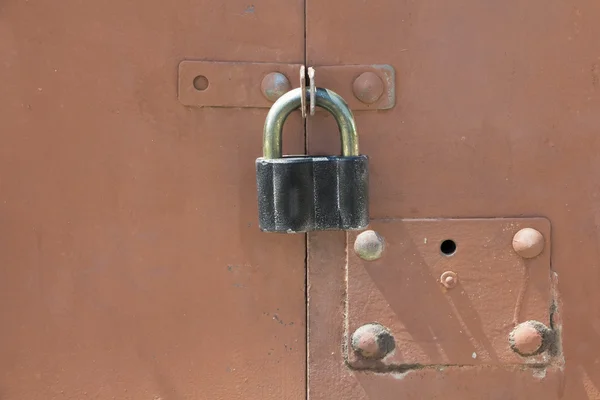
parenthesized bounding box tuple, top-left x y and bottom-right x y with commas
(262, 87, 359, 159)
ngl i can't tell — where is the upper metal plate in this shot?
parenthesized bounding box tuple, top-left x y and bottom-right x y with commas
(178, 61, 395, 110)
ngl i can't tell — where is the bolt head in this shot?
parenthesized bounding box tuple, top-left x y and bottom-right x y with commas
(351, 323, 395, 360)
(353, 72, 384, 104)
(354, 230, 385, 261)
(440, 271, 458, 289)
(509, 320, 550, 357)
(261, 72, 291, 102)
(512, 228, 545, 259)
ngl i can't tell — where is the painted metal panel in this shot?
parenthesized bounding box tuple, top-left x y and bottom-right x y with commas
(307, 0, 600, 398)
(0, 0, 306, 398)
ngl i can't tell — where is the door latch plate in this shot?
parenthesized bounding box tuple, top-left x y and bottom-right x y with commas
(346, 218, 555, 370)
(178, 61, 395, 110)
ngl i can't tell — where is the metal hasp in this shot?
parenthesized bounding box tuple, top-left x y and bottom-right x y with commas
(255, 87, 369, 233)
(178, 61, 395, 110)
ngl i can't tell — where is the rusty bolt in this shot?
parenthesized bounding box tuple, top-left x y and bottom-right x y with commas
(261, 72, 291, 102)
(440, 271, 458, 289)
(509, 320, 551, 357)
(354, 230, 385, 261)
(351, 323, 395, 360)
(512, 228, 545, 259)
(352, 72, 384, 104)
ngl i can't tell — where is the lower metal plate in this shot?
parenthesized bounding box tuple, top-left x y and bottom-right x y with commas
(346, 218, 554, 369)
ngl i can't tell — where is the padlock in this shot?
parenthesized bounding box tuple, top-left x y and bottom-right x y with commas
(255, 87, 369, 233)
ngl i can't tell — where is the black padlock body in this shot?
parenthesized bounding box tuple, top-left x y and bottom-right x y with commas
(256, 155, 369, 232)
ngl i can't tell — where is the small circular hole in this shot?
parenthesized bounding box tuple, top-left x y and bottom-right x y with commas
(440, 239, 457, 256)
(193, 75, 209, 91)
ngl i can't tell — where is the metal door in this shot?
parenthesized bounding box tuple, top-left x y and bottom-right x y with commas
(307, 0, 600, 399)
(0, 1, 306, 398)
(3, 0, 600, 399)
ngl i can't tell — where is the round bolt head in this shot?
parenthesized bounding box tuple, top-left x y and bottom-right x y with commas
(354, 230, 385, 261)
(509, 320, 550, 357)
(352, 72, 384, 104)
(512, 228, 545, 259)
(351, 323, 395, 360)
(440, 271, 458, 289)
(261, 72, 292, 102)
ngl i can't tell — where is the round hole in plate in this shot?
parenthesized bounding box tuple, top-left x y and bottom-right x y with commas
(193, 75, 209, 91)
(440, 239, 457, 256)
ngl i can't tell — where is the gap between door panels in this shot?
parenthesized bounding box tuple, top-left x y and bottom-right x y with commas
(303, 0, 309, 397)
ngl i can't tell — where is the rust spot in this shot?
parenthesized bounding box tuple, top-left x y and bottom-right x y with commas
(592, 63, 599, 88)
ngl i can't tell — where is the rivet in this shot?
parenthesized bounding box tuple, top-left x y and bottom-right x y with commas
(354, 230, 385, 261)
(512, 228, 545, 259)
(351, 323, 395, 360)
(352, 72, 384, 104)
(261, 72, 291, 102)
(509, 320, 551, 357)
(440, 271, 458, 289)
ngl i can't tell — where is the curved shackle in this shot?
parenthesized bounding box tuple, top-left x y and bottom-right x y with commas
(262, 87, 359, 159)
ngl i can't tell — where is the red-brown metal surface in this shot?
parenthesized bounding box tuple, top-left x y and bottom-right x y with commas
(307, 0, 600, 398)
(346, 218, 554, 368)
(0, 0, 306, 398)
(3, 0, 600, 398)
